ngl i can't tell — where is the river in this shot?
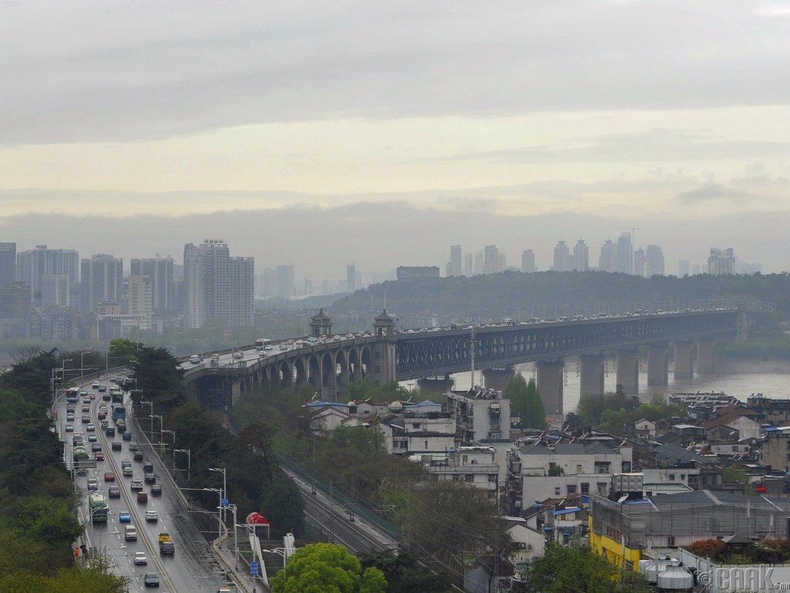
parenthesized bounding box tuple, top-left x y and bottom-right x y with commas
(409, 358, 790, 415)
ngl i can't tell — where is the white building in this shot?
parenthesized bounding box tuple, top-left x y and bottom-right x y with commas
(445, 387, 511, 443)
(411, 446, 500, 499)
(126, 275, 152, 330)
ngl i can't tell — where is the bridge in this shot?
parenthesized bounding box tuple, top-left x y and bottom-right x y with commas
(183, 307, 744, 418)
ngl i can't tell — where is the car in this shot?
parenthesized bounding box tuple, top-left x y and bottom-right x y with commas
(150, 484, 162, 496)
(94, 451, 105, 461)
(79, 390, 88, 396)
(111, 441, 122, 451)
(134, 451, 144, 462)
(65, 424, 74, 432)
(122, 431, 132, 441)
(142, 462, 154, 473)
(66, 404, 75, 412)
(144, 473, 156, 485)
(145, 510, 158, 522)
(121, 459, 131, 468)
(143, 572, 160, 588)
(118, 510, 131, 523)
(66, 413, 75, 421)
(123, 466, 133, 477)
(81, 405, 90, 412)
(91, 443, 102, 452)
(97, 411, 106, 420)
(81, 415, 90, 424)
(89, 392, 96, 400)
(130, 480, 143, 491)
(104, 472, 115, 482)
(100, 419, 109, 429)
(133, 551, 148, 565)
(124, 525, 137, 541)
(87, 478, 98, 491)
(106, 426, 115, 437)
(72, 436, 84, 446)
(102, 394, 111, 401)
(86, 424, 95, 432)
(88, 434, 98, 442)
(128, 442, 139, 452)
(92, 382, 100, 389)
(137, 491, 148, 503)
(98, 385, 107, 392)
(109, 376, 118, 384)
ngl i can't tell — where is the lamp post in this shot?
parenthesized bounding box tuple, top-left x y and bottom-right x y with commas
(140, 400, 154, 440)
(203, 487, 223, 542)
(261, 547, 290, 586)
(151, 414, 164, 444)
(174, 448, 191, 483)
(209, 467, 227, 526)
(80, 349, 92, 384)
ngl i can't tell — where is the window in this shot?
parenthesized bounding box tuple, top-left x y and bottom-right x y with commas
(581, 482, 590, 495)
(669, 473, 675, 481)
(594, 462, 610, 474)
(597, 482, 608, 494)
(424, 440, 428, 450)
(412, 423, 421, 429)
(566, 485, 577, 494)
(680, 474, 685, 480)
(667, 536, 676, 546)
(465, 474, 474, 482)
(488, 474, 497, 482)
(555, 487, 561, 496)
(622, 461, 632, 473)
(576, 464, 583, 474)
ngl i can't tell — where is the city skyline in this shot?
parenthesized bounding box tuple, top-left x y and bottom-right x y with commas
(1, 2, 789, 278)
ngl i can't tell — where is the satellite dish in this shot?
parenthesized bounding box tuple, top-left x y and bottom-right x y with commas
(617, 495, 629, 503)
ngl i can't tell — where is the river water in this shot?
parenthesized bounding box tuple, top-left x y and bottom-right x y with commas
(409, 358, 790, 416)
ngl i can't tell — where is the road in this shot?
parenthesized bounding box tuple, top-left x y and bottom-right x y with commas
(57, 377, 230, 592)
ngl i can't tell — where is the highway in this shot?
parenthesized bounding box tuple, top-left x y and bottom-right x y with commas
(56, 377, 229, 592)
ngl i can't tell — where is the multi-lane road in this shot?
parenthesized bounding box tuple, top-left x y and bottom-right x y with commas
(56, 377, 230, 592)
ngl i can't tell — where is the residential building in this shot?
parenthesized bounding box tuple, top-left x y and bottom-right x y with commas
(446, 387, 511, 443)
(707, 248, 735, 276)
(275, 264, 294, 298)
(598, 240, 616, 273)
(634, 247, 645, 277)
(521, 249, 536, 273)
(678, 259, 690, 277)
(616, 233, 633, 274)
(0, 242, 15, 288)
(40, 274, 72, 308)
(553, 240, 569, 272)
(130, 256, 175, 313)
(570, 240, 588, 271)
(395, 266, 440, 281)
(183, 240, 254, 329)
(645, 245, 665, 276)
(411, 446, 500, 499)
(483, 245, 501, 274)
(0, 281, 31, 319)
(16, 245, 79, 305)
(760, 426, 790, 472)
(346, 263, 356, 293)
(464, 252, 474, 276)
(126, 275, 153, 330)
(447, 244, 463, 277)
(474, 250, 484, 275)
(80, 254, 123, 313)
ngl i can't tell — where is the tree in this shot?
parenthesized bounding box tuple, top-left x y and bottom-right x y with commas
(523, 377, 548, 429)
(527, 544, 649, 592)
(361, 552, 452, 593)
(270, 543, 386, 593)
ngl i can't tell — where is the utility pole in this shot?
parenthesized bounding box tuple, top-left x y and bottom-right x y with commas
(470, 326, 476, 388)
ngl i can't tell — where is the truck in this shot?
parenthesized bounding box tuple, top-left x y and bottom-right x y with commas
(159, 532, 175, 555)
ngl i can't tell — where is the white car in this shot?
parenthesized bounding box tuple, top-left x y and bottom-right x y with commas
(145, 510, 158, 522)
(133, 551, 147, 565)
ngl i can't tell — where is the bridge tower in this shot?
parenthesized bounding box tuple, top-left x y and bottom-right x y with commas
(370, 310, 397, 384)
(310, 309, 332, 338)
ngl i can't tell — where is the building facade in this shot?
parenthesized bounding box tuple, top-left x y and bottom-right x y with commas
(80, 254, 123, 313)
(130, 256, 175, 313)
(16, 245, 79, 305)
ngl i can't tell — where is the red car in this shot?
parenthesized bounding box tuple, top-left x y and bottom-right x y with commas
(104, 472, 115, 482)
(97, 411, 107, 420)
(94, 452, 105, 461)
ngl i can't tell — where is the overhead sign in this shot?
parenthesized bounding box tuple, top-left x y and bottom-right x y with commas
(250, 560, 259, 577)
(221, 498, 229, 508)
(245, 512, 270, 525)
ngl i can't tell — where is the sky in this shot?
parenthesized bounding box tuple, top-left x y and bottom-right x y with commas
(2, 0, 790, 282)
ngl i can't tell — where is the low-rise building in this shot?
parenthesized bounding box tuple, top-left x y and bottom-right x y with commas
(760, 426, 790, 472)
(446, 386, 511, 443)
(411, 446, 500, 498)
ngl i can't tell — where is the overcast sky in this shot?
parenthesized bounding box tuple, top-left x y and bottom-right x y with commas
(2, 1, 789, 282)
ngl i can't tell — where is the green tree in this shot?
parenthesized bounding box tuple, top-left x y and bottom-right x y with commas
(505, 373, 529, 425)
(524, 377, 548, 429)
(361, 552, 451, 593)
(270, 543, 386, 593)
(527, 544, 649, 592)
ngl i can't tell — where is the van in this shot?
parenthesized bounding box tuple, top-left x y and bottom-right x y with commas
(124, 525, 137, 541)
(189, 354, 201, 364)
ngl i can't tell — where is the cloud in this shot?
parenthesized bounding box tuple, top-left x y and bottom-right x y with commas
(675, 183, 755, 203)
(2, 1, 790, 145)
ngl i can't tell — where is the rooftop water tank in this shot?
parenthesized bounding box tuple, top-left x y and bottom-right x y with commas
(657, 561, 693, 591)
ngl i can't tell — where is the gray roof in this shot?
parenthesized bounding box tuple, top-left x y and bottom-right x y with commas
(654, 443, 709, 465)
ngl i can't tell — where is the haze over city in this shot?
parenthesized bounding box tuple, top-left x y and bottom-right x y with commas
(2, 1, 790, 279)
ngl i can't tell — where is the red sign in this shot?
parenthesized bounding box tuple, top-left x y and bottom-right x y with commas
(245, 512, 270, 525)
(756, 486, 767, 493)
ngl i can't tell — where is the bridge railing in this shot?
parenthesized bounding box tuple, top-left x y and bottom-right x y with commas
(272, 451, 400, 541)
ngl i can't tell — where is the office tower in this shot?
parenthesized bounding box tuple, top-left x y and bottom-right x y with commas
(183, 239, 254, 329)
(16, 245, 79, 304)
(127, 275, 153, 330)
(521, 250, 536, 273)
(474, 251, 484, 275)
(483, 245, 500, 274)
(599, 240, 616, 273)
(678, 259, 690, 277)
(645, 245, 665, 277)
(616, 233, 633, 274)
(0, 243, 15, 288)
(346, 264, 356, 293)
(41, 275, 71, 308)
(131, 256, 175, 313)
(571, 240, 589, 271)
(464, 252, 474, 276)
(276, 264, 294, 298)
(553, 240, 570, 272)
(80, 254, 123, 313)
(707, 248, 735, 276)
(447, 245, 463, 277)
(634, 248, 646, 277)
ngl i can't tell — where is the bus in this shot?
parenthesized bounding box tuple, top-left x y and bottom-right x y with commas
(89, 492, 109, 523)
(112, 403, 126, 421)
(110, 386, 123, 403)
(255, 338, 272, 350)
(65, 387, 79, 403)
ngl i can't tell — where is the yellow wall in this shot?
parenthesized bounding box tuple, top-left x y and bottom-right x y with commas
(588, 519, 641, 571)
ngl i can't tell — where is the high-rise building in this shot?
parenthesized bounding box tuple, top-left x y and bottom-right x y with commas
(464, 252, 474, 277)
(553, 240, 570, 272)
(571, 240, 589, 271)
(521, 250, 536, 273)
(80, 254, 123, 313)
(16, 245, 79, 305)
(183, 240, 254, 329)
(346, 264, 356, 293)
(447, 245, 463, 277)
(0, 243, 16, 288)
(707, 248, 735, 276)
(645, 245, 665, 277)
(0, 281, 30, 319)
(634, 247, 646, 277)
(276, 264, 294, 298)
(483, 245, 500, 274)
(41, 275, 72, 308)
(127, 275, 153, 330)
(130, 256, 175, 313)
(616, 233, 633, 274)
(599, 240, 616, 273)
(474, 251, 484, 275)
(678, 259, 690, 277)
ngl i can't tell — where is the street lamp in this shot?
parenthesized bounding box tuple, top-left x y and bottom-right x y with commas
(151, 414, 164, 444)
(161, 429, 176, 447)
(209, 467, 227, 526)
(80, 349, 92, 383)
(203, 488, 223, 542)
(174, 448, 191, 483)
(140, 400, 154, 440)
